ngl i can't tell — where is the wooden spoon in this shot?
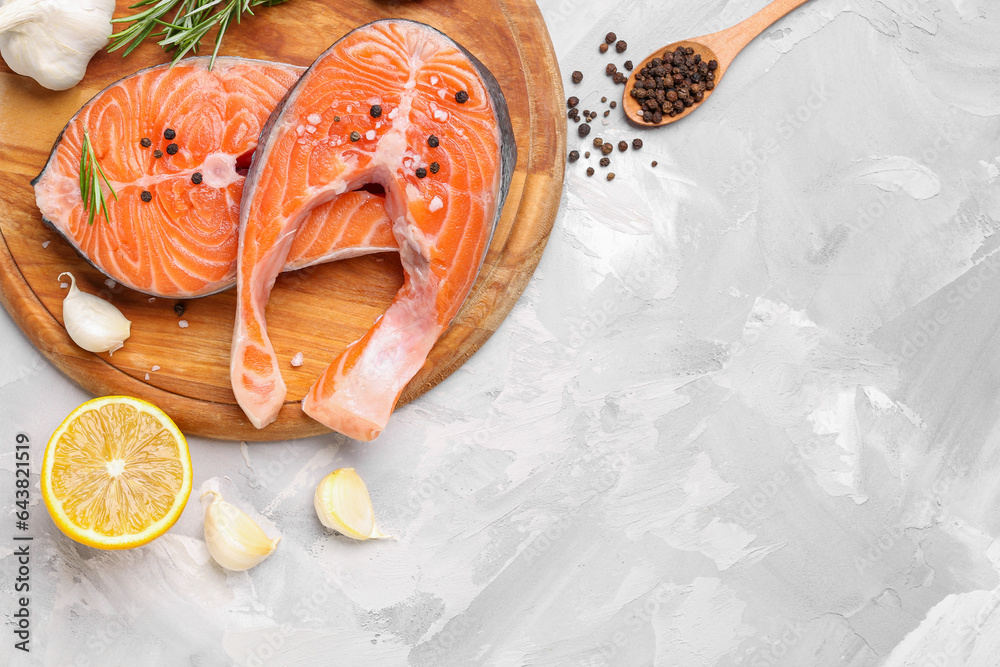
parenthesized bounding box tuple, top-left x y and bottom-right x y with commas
(623, 0, 812, 127)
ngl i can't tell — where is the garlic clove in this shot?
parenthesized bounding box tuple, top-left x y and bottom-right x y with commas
(314, 468, 392, 541)
(202, 491, 279, 572)
(58, 272, 131, 354)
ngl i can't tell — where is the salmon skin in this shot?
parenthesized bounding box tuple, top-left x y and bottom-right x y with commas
(32, 57, 396, 298)
(232, 19, 516, 437)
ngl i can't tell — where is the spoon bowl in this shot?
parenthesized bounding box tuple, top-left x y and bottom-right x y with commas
(623, 0, 812, 127)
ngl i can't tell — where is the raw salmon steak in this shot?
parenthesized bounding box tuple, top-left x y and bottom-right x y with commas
(32, 57, 396, 298)
(233, 19, 515, 437)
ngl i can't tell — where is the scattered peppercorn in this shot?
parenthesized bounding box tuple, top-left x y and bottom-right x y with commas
(572, 70, 583, 83)
(604, 110, 610, 117)
(624, 60, 633, 71)
(579, 124, 591, 137)
(618, 141, 628, 152)
(605, 32, 616, 44)
(584, 151, 591, 158)
(601, 96, 607, 103)
(651, 161, 658, 167)
(599, 43, 609, 54)
(616, 40, 627, 53)
(140, 137, 151, 148)
(140, 190, 152, 202)
(174, 303, 185, 316)
(350, 131, 361, 142)
(568, 150, 580, 162)
(593, 137, 604, 148)
(429, 162, 440, 173)
(191, 172, 203, 184)
(607, 172, 616, 181)
(415, 167, 427, 178)
(610, 101, 617, 108)
(455, 90, 469, 104)
(567, 96, 579, 108)
(601, 143, 613, 156)
(606, 63, 617, 76)
(613, 72, 626, 85)
(166, 143, 179, 155)
(334, 116, 341, 122)
(599, 157, 610, 167)
(164, 128, 176, 140)
(632, 138, 643, 150)
(586, 167, 595, 176)
(370, 105, 382, 118)
(153, 149, 163, 159)
(428, 135, 440, 148)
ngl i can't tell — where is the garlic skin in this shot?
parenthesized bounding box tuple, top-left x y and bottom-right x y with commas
(202, 491, 280, 572)
(0, 0, 115, 91)
(58, 272, 131, 354)
(314, 468, 392, 541)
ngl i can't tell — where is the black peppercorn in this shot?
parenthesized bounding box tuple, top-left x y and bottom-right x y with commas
(643, 111, 653, 123)
(192, 172, 203, 184)
(601, 143, 613, 156)
(415, 167, 427, 178)
(140, 190, 152, 202)
(166, 143, 178, 155)
(584, 151, 591, 158)
(455, 90, 469, 104)
(593, 137, 603, 148)
(568, 150, 580, 162)
(603, 110, 610, 117)
(370, 105, 382, 118)
(586, 167, 595, 176)
(651, 161, 658, 167)
(607, 173, 615, 181)
(632, 138, 643, 150)
(624, 60, 633, 71)
(567, 96, 579, 108)
(153, 150, 163, 159)
(578, 124, 590, 137)
(174, 303, 185, 316)
(140, 137, 151, 148)
(428, 135, 440, 148)
(334, 116, 341, 123)
(606, 63, 617, 76)
(599, 157, 610, 167)
(350, 131, 361, 142)
(164, 128, 176, 140)
(605, 32, 616, 44)
(610, 101, 617, 109)
(616, 40, 627, 53)
(572, 70, 583, 83)
(618, 141, 628, 152)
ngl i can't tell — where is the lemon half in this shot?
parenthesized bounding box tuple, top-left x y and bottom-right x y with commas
(41, 396, 192, 550)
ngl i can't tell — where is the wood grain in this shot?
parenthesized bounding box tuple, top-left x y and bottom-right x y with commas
(0, 0, 565, 440)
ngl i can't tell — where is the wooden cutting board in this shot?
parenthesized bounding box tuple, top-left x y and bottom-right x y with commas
(0, 0, 564, 440)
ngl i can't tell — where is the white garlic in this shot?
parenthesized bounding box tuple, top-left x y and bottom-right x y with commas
(314, 468, 392, 541)
(202, 491, 280, 571)
(58, 272, 131, 354)
(0, 0, 115, 91)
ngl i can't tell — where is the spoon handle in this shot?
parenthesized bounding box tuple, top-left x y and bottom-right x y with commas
(711, 0, 812, 63)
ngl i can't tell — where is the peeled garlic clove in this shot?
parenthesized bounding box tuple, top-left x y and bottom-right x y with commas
(314, 468, 392, 541)
(58, 272, 131, 354)
(202, 491, 279, 571)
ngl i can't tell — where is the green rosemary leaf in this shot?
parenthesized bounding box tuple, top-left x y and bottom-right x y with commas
(109, 0, 287, 69)
(79, 130, 117, 226)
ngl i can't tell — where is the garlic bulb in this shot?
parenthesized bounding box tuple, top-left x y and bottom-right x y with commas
(314, 468, 392, 541)
(202, 491, 280, 571)
(0, 0, 115, 91)
(58, 272, 131, 354)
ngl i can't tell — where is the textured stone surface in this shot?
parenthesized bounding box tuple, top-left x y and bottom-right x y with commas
(2, 0, 1000, 664)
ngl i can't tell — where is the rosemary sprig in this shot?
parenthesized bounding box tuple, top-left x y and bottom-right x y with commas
(79, 130, 118, 226)
(108, 0, 289, 70)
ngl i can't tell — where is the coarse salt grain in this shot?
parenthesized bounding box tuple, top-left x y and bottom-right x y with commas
(41, 240, 50, 248)
(403, 80, 415, 90)
(144, 373, 150, 380)
(151, 365, 160, 372)
(178, 320, 189, 328)
(430, 75, 439, 85)
(104, 278, 116, 289)
(306, 125, 316, 134)
(59, 282, 68, 289)
(428, 196, 444, 212)
(291, 352, 304, 367)
(307, 113, 322, 124)
(148, 297, 156, 302)
(388, 108, 398, 119)
(437, 89, 447, 100)
(433, 110, 448, 121)
(346, 105, 352, 112)
(366, 130, 375, 140)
